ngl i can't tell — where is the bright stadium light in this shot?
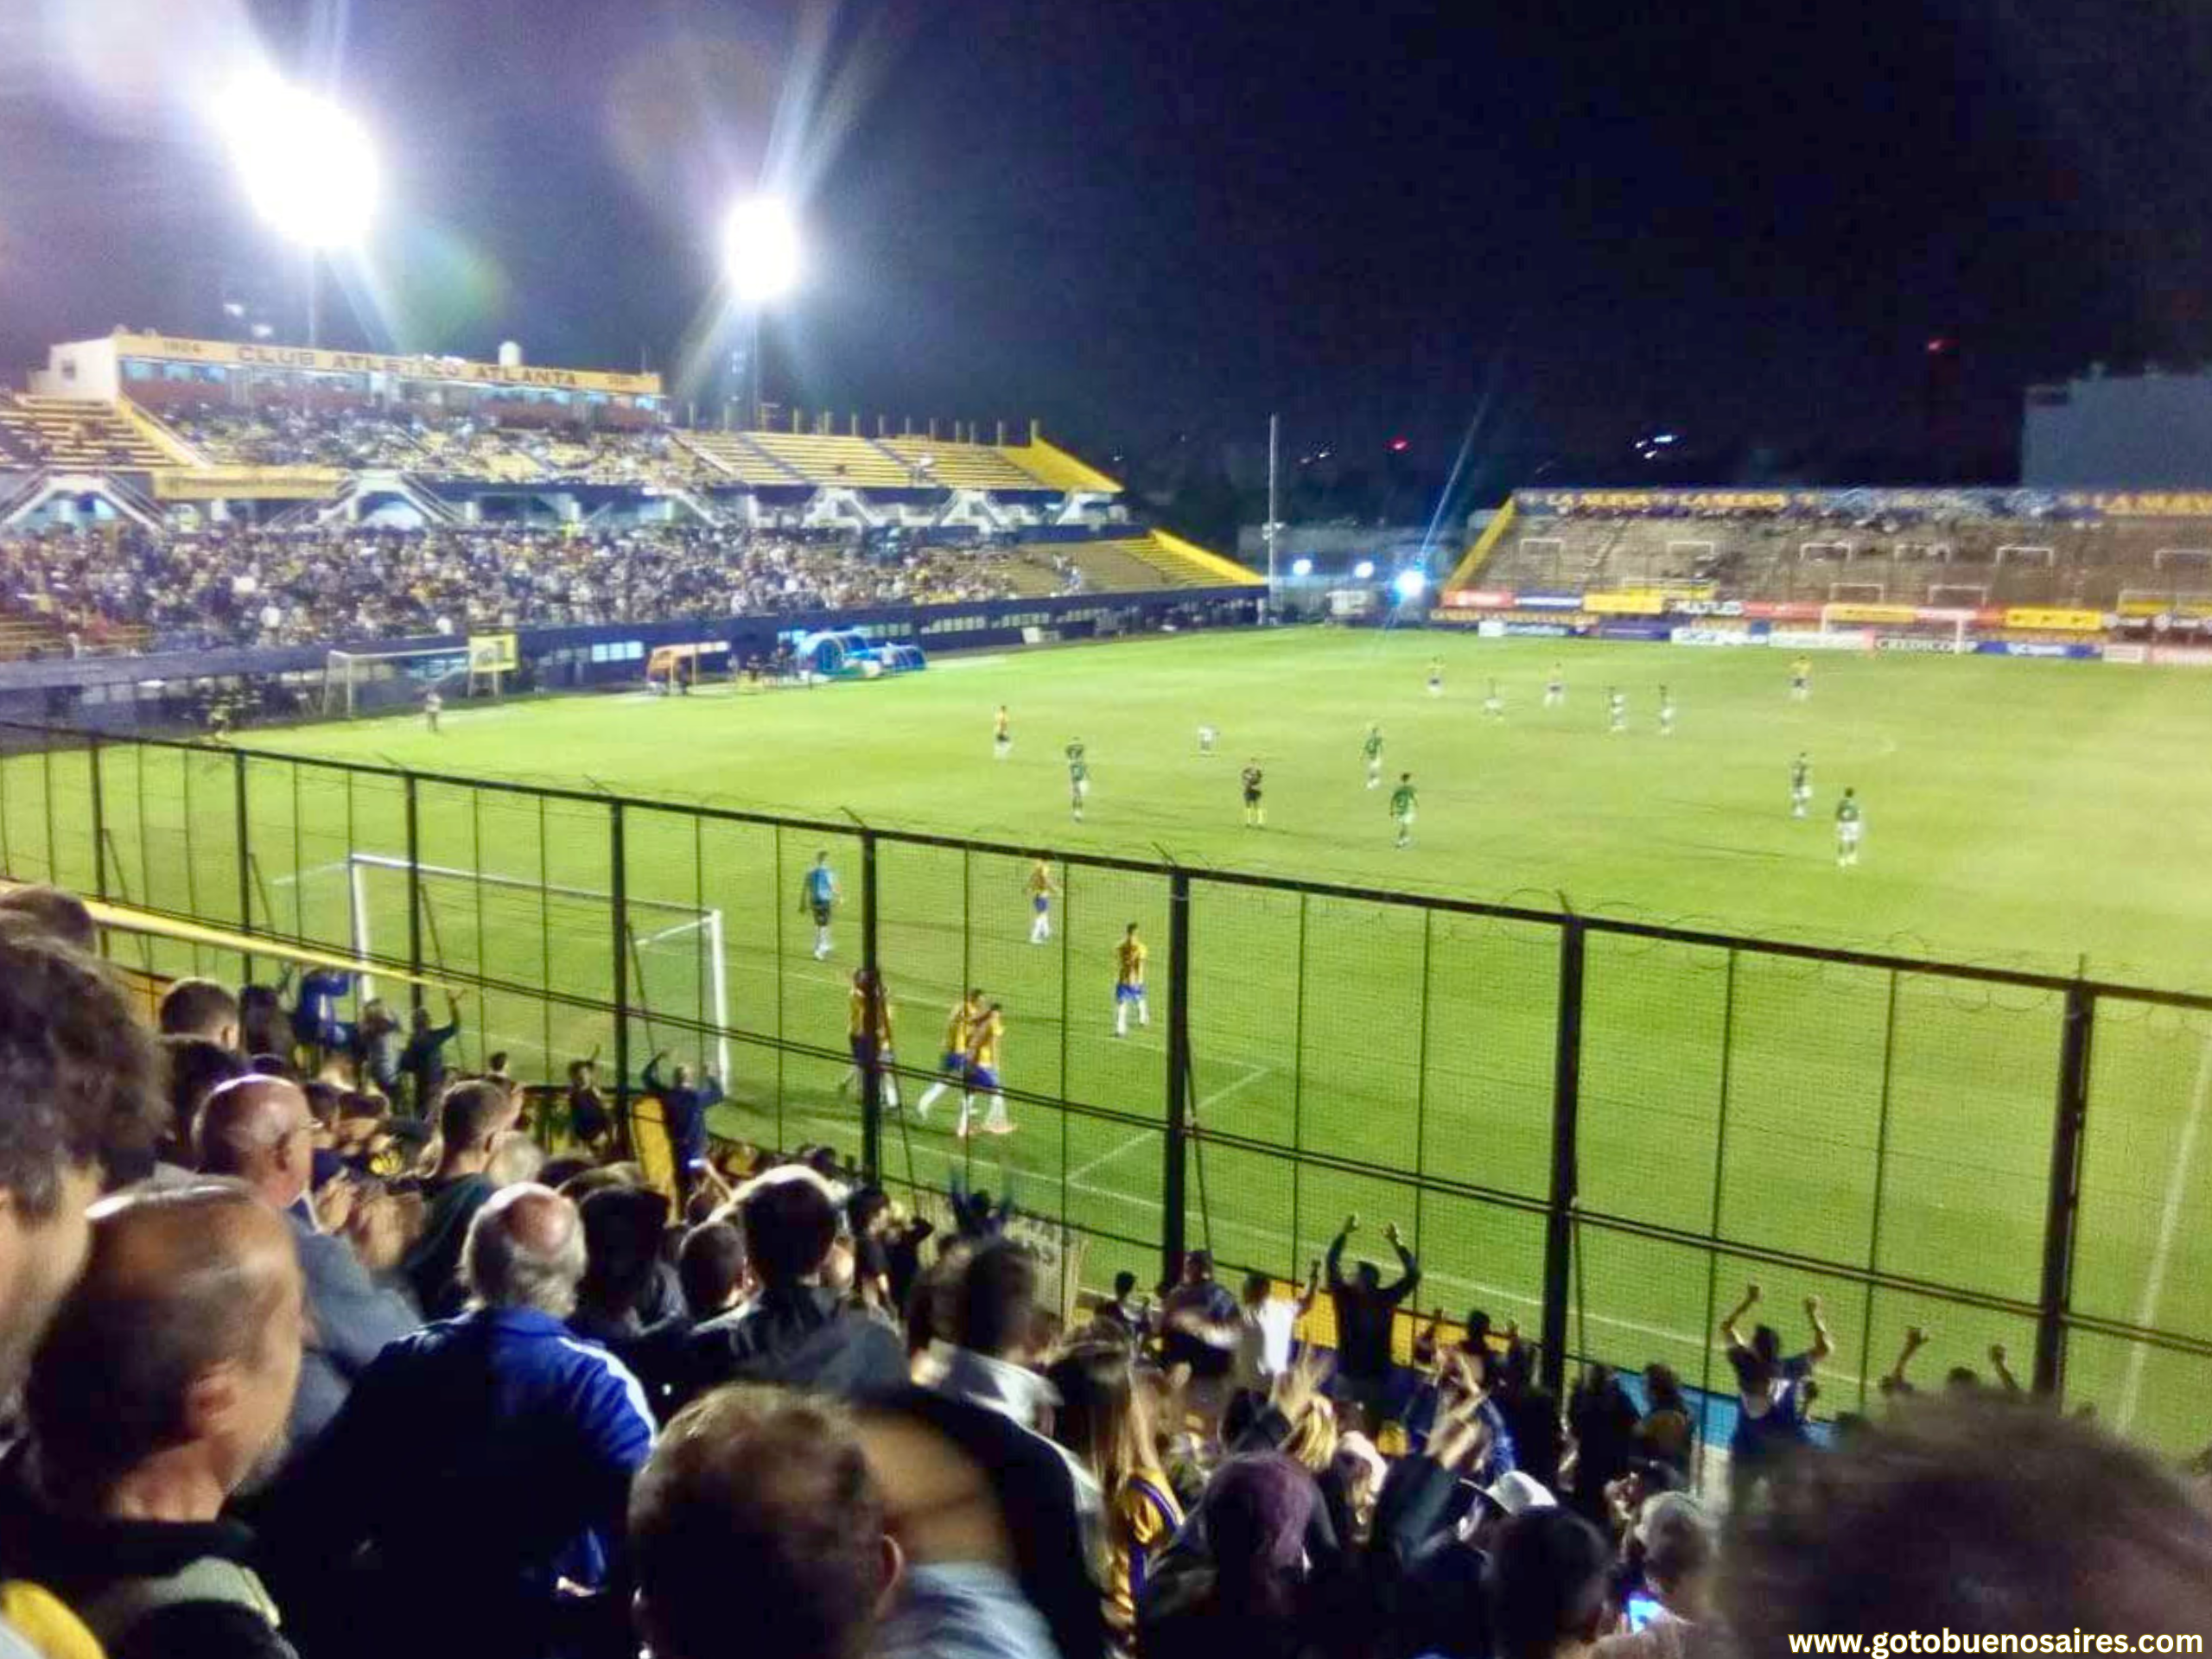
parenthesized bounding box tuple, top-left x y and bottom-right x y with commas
(722, 195, 802, 305)
(1393, 569, 1427, 602)
(1290, 556, 1313, 577)
(1353, 559, 1376, 581)
(221, 77, 380, 250)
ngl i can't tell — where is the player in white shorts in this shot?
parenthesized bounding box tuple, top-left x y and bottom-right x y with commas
(1544, 663, 1565, 709)
(1657, 686, 1675, 736)
(1483, 679, 1504, 721)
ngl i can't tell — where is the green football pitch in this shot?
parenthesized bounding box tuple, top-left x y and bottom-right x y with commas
(6, 627, 2210, 1448)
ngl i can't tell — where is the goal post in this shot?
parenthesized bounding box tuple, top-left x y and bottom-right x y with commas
(1818, 603, 1971, 652)
(321, 644, 472, 718)
(342, 850, 731, 1082)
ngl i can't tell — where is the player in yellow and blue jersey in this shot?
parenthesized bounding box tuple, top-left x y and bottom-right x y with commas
(1114, 922, 1150, 1037)
(915, 988, 985, 1120)
(956, 1000, 1010, 1137)
(838, 966, 899, 1111)
(1027, 858, 1059, 944)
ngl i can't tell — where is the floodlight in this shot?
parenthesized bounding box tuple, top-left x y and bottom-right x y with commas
(1353, 559, 1376, 581)
(722, 195, 802, 305)
(222, 77, 379, 249)
(1392, 569, 1427, 601)
(1290, 556, 1313, 577)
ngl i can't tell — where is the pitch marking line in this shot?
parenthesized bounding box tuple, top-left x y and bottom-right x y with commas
(2117, 1024, 2212, 1430)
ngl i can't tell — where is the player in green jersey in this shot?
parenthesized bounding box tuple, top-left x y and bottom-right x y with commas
(1389, 772, 1417, 849)
(1834, 787, 1864, 868)
(1363, 723, 1385, 789)
(1790, 753, 1812, 819)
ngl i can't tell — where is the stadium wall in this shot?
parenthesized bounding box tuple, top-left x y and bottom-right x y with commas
(0, 586, 1263, 732)
(3, 725, 2209, 1461)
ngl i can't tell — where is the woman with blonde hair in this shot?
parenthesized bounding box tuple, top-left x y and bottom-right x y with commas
(1047, 1339, 1185, 1656)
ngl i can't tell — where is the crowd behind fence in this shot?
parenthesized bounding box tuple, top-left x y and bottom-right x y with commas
(2, 719, 2210, 1462)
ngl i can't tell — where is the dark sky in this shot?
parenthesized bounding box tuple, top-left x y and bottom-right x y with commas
(4, 0, 2212, 472)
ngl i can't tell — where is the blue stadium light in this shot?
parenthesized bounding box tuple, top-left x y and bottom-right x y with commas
(1392, 569, 1427, 602)
(1290, 556, 1314, 578)
(1353, 559, 1376, 581)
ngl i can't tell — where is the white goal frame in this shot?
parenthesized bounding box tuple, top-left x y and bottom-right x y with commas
(1820, 603, 1970, 652)
(321, 645, 471, 718)
(343, 850, 732, 1079)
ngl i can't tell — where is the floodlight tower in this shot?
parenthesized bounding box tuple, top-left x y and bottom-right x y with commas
(221, 77, 379, 346)
(721, 195, 802, 430)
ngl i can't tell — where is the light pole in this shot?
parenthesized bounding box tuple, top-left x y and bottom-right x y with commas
(220, 77, 379, 347)
(721, 196, 801, 429)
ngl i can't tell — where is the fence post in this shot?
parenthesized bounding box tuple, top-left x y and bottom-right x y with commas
(232, 748, 254, 982)
(86, 734, 107, 905)
(1541, 917, 1587, 1397)
(1161, 869, 1192, 1286)
(860, 830, 882, 1179)
(2033, 982, 2094, 1396)
(403, 773, 424, 1020)
(611, 800, 632, 1146)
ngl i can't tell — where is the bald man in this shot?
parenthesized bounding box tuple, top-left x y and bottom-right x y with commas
(197, 1076, 419, 1453)
(275, 1183, 653, 1659)
(4, 1182, 304, 1659)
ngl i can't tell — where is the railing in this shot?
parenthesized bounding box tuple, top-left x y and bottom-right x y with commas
(2, 721, 2209, 1458)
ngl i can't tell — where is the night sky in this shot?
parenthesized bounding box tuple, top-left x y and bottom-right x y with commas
(4, 0, 2212, 478)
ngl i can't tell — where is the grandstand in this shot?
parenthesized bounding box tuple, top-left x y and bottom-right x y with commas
(0, 392, 177, 472)
(1451, 487, 2212, 613)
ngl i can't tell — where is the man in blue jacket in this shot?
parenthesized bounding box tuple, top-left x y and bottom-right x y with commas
(272, 1183, 654, 1659)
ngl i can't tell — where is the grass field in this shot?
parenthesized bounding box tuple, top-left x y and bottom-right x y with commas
(5, 626, 2210, 1452)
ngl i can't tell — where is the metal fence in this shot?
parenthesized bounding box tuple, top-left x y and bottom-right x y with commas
(3, 721, 2211, 1458)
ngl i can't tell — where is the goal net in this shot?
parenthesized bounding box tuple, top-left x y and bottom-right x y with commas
(1819, 603, 1972, 652)
(321, 645, 471, 718)
(343, 851, 731, 1082)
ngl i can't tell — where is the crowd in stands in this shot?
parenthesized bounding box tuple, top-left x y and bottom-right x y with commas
(163, 404, 734, 488)
(0, 525, 1049, 649)
(0, 877, 2209, 1659)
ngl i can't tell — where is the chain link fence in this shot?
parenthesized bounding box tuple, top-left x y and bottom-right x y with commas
(3, 723, 2209, 1455)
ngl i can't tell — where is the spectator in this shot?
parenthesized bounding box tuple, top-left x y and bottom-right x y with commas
(1160, 1249, 1241, 1417)
(682, 1165, 906, 1400)
(1139, 1453, 1319, 1659)
(635, 1385, 1055, 1659)
(158, 976, 240, 1048)
(484, 1127, 548, 1189)
(570, 1182, 672, 1355)
(1596, 1494, 1718, 1659)
(288, 968, 352, 1056)
(238, 982, 290, 1062)
(158, 1036, 252, 1181)
(7, 1184, 305, 1659)
(850, 1185, 896, 1309)
(1325, 1213, 1420, 1432)
(883, 1206, 937, 1313)
(195, 1074, 418, 1452)
(1492, 1339, 1559, 1493)
(1090, 1269, 1147, 1344)
(0, 883, 97, 950)
(891, 1237, 1106, 1659)
(400, 996, 462, 1115)
(398, 1078, 521, 1317)
(675, 1217, 748, 1319)
(1485, 1507, 1612, 1659)
(354, 1001, 404, 1103)
(1047, 1340, 1185, 1655)
(642, 1050, 716, 1191)
(564, 1052, 609, 1150)
(1632, 1364, 1694, 1479)
(1566, 1365, 1641, 1525)
(273, 1184, 653, 1659)
(1230, 1260, 1320, 1400)
(1726, 1396, 2212, 1649)
(1719, 1283, 1829, 1509)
